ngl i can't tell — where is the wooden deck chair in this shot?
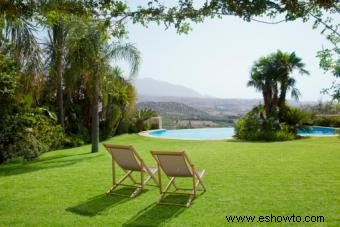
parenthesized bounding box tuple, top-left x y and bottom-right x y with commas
(103, 144, 159, 198)
(151, 151, 206, 207)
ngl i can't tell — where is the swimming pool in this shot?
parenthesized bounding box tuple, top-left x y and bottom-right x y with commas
(143, 126, 338, 140)
(147, 128, 235, 140)
(297, 126, 338, 137)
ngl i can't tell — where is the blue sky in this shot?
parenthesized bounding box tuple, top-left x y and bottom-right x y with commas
(117, 12, 338, 102)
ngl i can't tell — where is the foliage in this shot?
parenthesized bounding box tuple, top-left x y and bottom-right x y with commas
(234, 106, 296, 141)
(100, 68, 137, 139)
(0, 54, 68, 163)
(302, 101, 340, 128)
(312, 12, 339, 100)
(0, 109, 68, 163)
(241, 51, 310, 141)
(248, 50, 308, 117)
(312, 115, 340, 128)
(134, 108, 158, 131)
(115, 118, 138, 135)
(65, 21, 141, 152)
(304, 101, 340, 115)
(279, 106, 313, 130)
(1, 0, 338, 158)
(0, 54, 18, 116)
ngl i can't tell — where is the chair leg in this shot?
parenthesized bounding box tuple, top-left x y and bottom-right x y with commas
(166, 175, 179, 190)
(144, 167, 159, 186)
(106, 170, 133, 195)
(124, 169, 138, 184)
(186, 193, 195, 207)
(195, 170, 207, 192)
(158, 177, 175, 204)
(130, 186, 142, 198)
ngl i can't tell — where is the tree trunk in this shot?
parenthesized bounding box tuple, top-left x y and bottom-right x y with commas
(53, 23, 65, 127)
(278, 86, 287, 116)
(91, 77, 100, 153)
(263, 82, 273, 118)
(56, 67, 64, 127)
(262, 91, 270, 117)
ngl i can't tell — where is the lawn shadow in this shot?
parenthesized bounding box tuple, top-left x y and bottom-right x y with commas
(123, 195, 188, 227)
(66, 188, 147, 217)
(0, 154, 99, 177)
(37, 152, 92, 163)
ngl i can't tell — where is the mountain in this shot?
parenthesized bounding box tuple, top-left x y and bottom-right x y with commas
(137, 101, 232, 128)
(133, 77, 203, 98)
(137, 101, 209, 118)
(137, 96, 316, 116)
(138, 96, 259, 116)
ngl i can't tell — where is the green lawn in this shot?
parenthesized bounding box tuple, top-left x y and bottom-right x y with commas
(0, 135, 339, 226)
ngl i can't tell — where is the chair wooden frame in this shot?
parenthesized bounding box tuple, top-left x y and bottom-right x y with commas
(103, 144, 159, 198)
(151, 151, 206, 207)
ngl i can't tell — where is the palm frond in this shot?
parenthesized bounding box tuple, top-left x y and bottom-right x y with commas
(106, 42, 141, 79)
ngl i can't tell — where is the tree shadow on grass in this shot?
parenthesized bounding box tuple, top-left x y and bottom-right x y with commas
(66, 188, 148, 217)
(0, 154, 99, 177)
(123, 195, 188, 227)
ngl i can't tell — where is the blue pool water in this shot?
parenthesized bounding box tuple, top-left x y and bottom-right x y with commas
(297, 126, 337, 137)
(148, 128, 234, 140)
(147, 126, 337, 140)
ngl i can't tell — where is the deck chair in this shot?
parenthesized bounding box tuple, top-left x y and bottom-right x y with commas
(103, 144, 159, 198)
(151, 151, 206, 207)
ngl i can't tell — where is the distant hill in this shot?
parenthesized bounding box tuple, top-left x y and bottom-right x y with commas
(138, 96, 259, 116)
(134, 78, 317, 119)
(133, 78, 203, 98)
(137, 96, 317, 116)
(137, 101, 209, 118)
(137, 101, 231, 128)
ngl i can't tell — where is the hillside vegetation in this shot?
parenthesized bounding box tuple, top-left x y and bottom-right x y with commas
(137, 102, 231, 128)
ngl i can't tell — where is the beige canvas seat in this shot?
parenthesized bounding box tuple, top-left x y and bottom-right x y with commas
(103, 144, 159, 198)
(151, 151, 206, 207)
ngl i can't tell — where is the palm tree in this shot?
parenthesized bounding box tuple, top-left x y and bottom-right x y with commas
(45, 21, 68, 127)
(67, 22, 141, 153)
(248, 50, 309, 118)
(101, 66, 137, 137)
(247, 56, 277, 117)
(271, 51, 309, 115)
(135, 108, 158, 131)
(0, 7, 44, 100)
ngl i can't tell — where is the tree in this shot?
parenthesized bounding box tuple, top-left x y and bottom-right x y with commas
(248, 56, 277, 116)
(101, 67, 137, 138)
(271, 51, 309, 115)
(45, 19, 68, 127)
(0, 4, 44, 102)
(248, 50, 309, 118)
(67, 22, 140, 152)
(135, 108, 157, 131)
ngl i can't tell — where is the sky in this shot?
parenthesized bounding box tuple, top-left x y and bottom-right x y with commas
(117, 11, 338, 102)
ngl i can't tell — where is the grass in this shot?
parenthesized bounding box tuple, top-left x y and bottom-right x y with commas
(0, 134, 339, 226)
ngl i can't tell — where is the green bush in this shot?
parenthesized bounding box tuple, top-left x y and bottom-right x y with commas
(234, 106, 296, 141)
(0, 110, 68, 163)
(312, 115, 340, 127)
(279, 106, 313, 131)
(116, 118, 138, 135)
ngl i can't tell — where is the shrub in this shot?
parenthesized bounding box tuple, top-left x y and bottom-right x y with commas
(234, 106, 296, 141)
(134, 108, 158, 132)
(312, 115, 340, 127)
(0, 109, 68, 163)
(145, 117, 161, 130)
(279, 106, 313, 131)
(116, 118, 138, 135)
